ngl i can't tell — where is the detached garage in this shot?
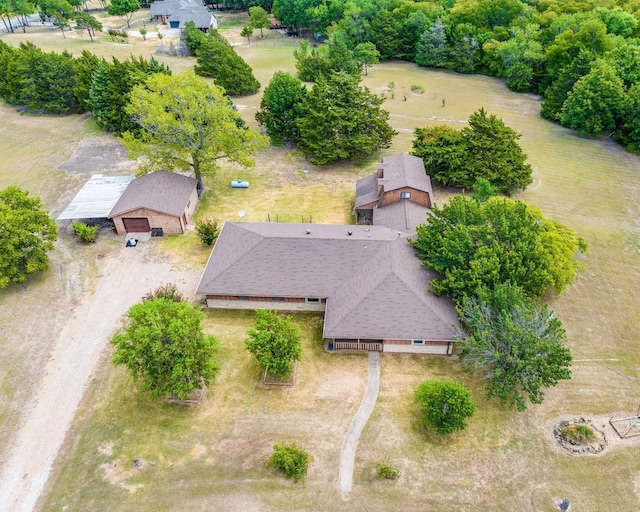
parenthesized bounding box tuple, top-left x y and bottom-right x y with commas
(108, 170, 200, 235)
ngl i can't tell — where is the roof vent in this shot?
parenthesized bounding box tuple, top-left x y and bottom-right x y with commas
(306, 229, 311, 234)
(347, 230, 353, 236)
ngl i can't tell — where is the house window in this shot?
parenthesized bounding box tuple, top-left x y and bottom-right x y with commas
(401, 192, 411, 199)
(412, 339, 424, 345)
(272, 297, 284, 301)
(237, 296, 249, 300)
(306, 297, 320, 303)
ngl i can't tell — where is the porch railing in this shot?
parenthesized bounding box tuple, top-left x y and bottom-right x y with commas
(333, 341, 383, 352)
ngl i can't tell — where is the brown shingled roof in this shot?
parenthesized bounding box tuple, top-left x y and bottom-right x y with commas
(372, 200, 430, 232)
(377, 153, 432, 194)
(354, 173, 378, 208)
(108, 170, 197, 218)
(196, 222, 459, 342)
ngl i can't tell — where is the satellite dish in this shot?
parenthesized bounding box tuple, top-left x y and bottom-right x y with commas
(238, 210, 246, 221)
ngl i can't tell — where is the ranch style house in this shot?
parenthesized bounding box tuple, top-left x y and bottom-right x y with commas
(196, 154, 460, 355)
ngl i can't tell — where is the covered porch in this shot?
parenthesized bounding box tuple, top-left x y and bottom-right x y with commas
(330, 339, 383, 352)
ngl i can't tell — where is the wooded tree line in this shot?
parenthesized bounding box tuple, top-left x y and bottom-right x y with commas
(0, 26, 258, 121)
(275, 0, 640, 152)
(0, 40, 168, 119)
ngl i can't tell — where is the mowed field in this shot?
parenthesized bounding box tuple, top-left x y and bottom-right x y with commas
(1, 11, 640, 511)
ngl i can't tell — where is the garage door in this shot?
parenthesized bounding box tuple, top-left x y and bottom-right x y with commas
(122, 217, 151, 232)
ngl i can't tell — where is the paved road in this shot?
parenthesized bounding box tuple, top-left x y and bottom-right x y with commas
(0, 245, 199, 512)
(338, 351, 380, 493)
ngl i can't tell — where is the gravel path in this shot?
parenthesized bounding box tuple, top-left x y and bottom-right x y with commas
(338, 351, 380, 493)
(0, 243, 200, 512)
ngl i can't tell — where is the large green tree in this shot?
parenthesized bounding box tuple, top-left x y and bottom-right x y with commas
(411, 195, 586, 302)
(297, 72, 397, 164)
(248, 5, 270, 38)
(88, 55, 171, 134)
(457, 283, 572, 411)
(245, 309, 302, 379)
(111, 297, 219, 399)
(540, 50, 593, 122)
(125, 71, 267, 189)
(0, 186, 58, 288)
(354, 41, 379, 76)
(194, 31, 260, 96)
(106, 0, 139, 28)
(255, 71, 307, 145)
(369, 9, 398, 60)
(415, 18, 448, 68)
(412, 108, 532, 193)
(560, 59, 626, 137)
(72, 50, 100, 112)
(415, 380, 476, 435)
(73, 11, 102, 42)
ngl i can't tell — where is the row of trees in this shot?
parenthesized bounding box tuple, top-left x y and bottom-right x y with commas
(111, 299, 301, 399)
(273, 0, 640, 151)
(256, 70, 396, 163)
(412, 183, 585, 410)
(0, 41, 169, 117)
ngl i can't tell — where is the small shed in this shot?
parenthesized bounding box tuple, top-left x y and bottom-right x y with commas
(108, 170, 199, 235)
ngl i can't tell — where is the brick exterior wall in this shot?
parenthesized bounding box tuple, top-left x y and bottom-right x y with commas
(112, 186, 200, 235)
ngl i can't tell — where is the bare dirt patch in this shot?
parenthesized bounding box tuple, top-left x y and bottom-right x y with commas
(58, 135, 138, 175)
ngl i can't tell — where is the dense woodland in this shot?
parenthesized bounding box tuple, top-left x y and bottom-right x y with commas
(273, 0, 640, 151)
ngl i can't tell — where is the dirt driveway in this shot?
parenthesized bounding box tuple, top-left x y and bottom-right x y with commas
(0, 236, 201, 512)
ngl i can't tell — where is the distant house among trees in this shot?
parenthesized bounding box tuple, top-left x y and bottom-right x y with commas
(150, 0, 217, 32)
(109, 170, 200, 235)
(196, 154, 459, 355)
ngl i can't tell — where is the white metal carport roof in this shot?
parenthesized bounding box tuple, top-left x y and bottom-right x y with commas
(57, 174, 135, 220)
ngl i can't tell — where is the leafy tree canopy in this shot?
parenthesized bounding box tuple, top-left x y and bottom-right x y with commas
(248, 5, 270, 37)
(457, 283, 572, 410)
(297, 72, 397, 164)
(354, 41, 380, 76)
(255, 71, 307, 145)
(411, 194, 586, 302)
(560, 59, 626, 137)
(415, 380, 476, 435)
(245, 309, 302, 379)
(74, 12, 102, 42)
(106, 0, 140, 28)
(111, 297, 219, 399)
(0, 186, 58, 288)
(124, 71, 267, 189)
(412, 108, 533, 193)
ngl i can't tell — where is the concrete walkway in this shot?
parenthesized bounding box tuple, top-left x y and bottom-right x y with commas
(338, 351, 381, 492)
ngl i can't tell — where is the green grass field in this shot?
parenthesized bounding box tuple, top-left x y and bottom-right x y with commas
(1, 12, 640, 511)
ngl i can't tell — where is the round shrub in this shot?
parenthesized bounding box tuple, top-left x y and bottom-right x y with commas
(269, 443, 310, 482)
(415, 380, 476, 435)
